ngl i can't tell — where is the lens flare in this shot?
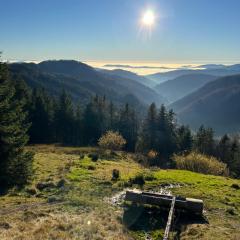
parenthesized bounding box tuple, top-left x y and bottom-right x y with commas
(142, 10, 155, 26)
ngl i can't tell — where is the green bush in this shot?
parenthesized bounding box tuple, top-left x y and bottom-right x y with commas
(88, 153, 99, 162)
(173, 151, 228, 176)
(130, 173, 145, 186)
(112, 169, 120, 181)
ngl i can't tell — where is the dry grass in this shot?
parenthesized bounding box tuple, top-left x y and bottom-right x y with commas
(0, 145, 240, 240)
(173, 151, 228, 176)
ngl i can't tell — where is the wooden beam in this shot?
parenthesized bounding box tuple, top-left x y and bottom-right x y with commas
(125, 190, 203, 214)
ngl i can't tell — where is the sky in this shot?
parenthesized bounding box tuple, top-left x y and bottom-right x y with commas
(1, 0, 240, 74)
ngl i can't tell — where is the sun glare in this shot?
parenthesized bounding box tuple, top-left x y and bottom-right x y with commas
(142, 10, 155, 26)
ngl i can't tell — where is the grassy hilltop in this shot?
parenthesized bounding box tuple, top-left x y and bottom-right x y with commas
(0, 145, 240, 240)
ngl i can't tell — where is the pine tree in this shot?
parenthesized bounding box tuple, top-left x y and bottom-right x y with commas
(74, 104, 82, 145)
(156, 105, 178, 161)
(118, 103, 138, 151)
(0, 61, 33, 188)
(177, 125, 193, 153)
(29, 88, 54, 143)
(55, 90, 75, 144)
(216, 134, 231, 163)
(229, 138, 240, 177)
(194, 125, 215, 155)
(137, 103, 157, 152)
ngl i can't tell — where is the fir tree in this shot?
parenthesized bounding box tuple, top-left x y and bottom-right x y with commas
(55, 90, 75, 144)
(0, 61, 33, 188)
(137, 103, 158, 152)
(194, 125, 215, 155)
(177, 125, 193, 153)
(118, 103, 138, 151)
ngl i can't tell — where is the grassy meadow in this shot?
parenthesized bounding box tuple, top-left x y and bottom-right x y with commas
(0, 145, 240, 239)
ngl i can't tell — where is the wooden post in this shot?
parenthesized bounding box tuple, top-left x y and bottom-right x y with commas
(163, 196, 176, 240)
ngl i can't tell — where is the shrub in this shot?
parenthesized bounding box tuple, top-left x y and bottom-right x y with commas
(173, 151, 228, 176)
(98, 131, 126, 151)
(231, 183, 240, 190)
(112, 169, 120, 181)
(144, 172, 156, 181)
(88, 165, 96, 170)
(147, 150, 158, 159)
(130, 173, 145, 186)
(147, 150, 158, 166)
(88, 153, 99, 162)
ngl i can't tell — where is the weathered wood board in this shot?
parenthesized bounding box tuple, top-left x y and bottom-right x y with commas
(125, 190, 203, 215)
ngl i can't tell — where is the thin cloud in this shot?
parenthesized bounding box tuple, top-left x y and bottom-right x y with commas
(103, 64, 176, 70)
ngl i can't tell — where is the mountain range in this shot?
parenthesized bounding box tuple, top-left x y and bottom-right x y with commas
(8, 60, 240, 134)
(9, 60, 164, 109)
(155, 73, 217, 103)
(147, 64, 240, 85)
(170, 74, 240, 134)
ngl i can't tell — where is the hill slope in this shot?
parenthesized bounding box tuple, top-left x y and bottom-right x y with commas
(170, 74, 240, 134)
(147, 64, 240, 84)
(155, 74, 217, 102)
(99, 68, 157, 88)
(0, 145, 240, 240)
(9, 60, 164, 107)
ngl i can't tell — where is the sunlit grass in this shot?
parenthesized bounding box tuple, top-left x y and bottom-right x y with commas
(0, 145, 240, 240)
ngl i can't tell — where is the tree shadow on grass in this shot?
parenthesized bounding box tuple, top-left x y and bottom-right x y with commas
(123, 203, 208, 239)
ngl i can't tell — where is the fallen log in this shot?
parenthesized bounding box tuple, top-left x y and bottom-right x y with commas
(125, 190, 203, 215)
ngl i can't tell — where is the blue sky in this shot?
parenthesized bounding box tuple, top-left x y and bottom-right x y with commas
(1, 0, 240, 64)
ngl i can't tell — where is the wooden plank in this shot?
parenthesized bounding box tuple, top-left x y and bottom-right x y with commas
(163, 196, 176, 240)
(125, 190, 203, 214)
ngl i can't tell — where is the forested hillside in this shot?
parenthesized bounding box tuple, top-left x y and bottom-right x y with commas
(9, 60, 164, 108)
(155, 74, 217, 102)
(171, 74, 240, 134)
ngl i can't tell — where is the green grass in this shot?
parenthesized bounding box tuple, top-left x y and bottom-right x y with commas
(0, 145, 240, 240)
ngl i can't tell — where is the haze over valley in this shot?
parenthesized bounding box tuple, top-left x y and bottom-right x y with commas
(1, 1, 240, 239)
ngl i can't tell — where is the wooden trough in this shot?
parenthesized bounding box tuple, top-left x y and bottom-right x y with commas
(125, 190, 203, 215)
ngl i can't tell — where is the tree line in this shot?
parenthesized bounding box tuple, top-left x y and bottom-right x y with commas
(1, 61, 240, 189)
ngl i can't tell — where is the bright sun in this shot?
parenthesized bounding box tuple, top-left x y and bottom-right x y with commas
(142, 10, 155, 26)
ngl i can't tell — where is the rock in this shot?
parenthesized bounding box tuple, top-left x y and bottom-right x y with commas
(0, 222, 11, 229)
(35, 193, 44, 198)
(226, 207, 236, 215)
(231, 183, 240, 190)
(56, 179, 65, 188)
(25, 187, 37, 195)
(47, 196, 58, 203)
(36, 182, 56, 191)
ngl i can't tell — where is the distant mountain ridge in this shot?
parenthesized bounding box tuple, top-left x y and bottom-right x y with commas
(155, 73, 217, 103)
(9, 60, 165, 109)
(147, 64, 240, 84)
(170, 74, 240, 134)
(99, 68, 157, 88)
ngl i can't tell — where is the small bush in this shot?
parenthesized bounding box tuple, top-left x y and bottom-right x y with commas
(88, 153, 99, 162)
(98, 131, 126, 151)
(112, 169, 120, 181)
(144, 172, 156, 181)
(88, 165, 96, 170)
(130, 173, 145, 186)
(226, 207, 236, 215)
(147, 150, 158, 166)
(173, 151, 228, 176)
(147, 150, 158, 159)
(231, 183, 240, 190)
(80, 154, 85, 159)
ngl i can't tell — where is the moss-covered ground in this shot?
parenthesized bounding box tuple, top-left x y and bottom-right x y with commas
(0, 145, 240, 239)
